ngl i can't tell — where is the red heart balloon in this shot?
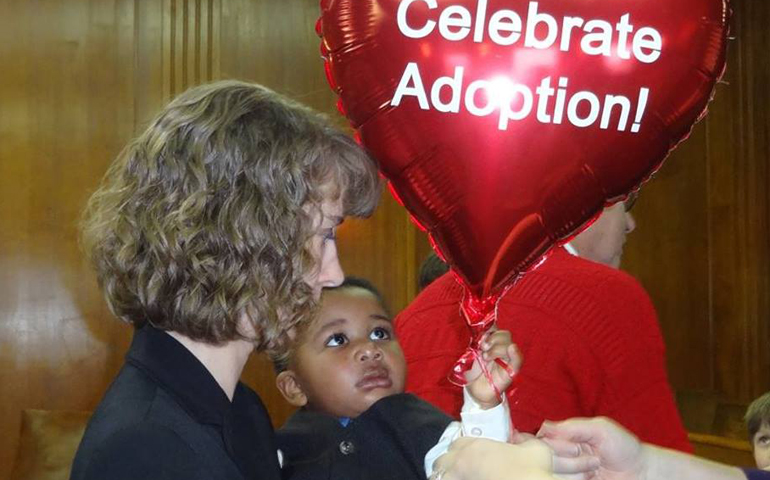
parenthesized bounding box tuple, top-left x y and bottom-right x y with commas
(320, 0, 729, 300)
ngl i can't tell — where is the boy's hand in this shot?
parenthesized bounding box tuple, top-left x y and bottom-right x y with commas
(465, 328, 521, 409)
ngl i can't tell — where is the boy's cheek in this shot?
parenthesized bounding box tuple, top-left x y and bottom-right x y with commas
(388, 346, 407, 374)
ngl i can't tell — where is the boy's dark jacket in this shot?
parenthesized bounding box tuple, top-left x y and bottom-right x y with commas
(277, 393, 453, 480)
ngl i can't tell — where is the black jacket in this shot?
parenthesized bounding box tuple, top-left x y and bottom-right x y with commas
(70, 326, 281, 480)
(277, 394, 452, 480)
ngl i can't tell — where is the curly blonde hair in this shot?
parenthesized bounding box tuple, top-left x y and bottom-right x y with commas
(81, 80, 380, 353)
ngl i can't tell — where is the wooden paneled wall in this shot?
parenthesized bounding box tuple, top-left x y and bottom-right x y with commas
(0, 1, 422, 477)
(622, 0, 770, 438)
(0, 0, 767, 478)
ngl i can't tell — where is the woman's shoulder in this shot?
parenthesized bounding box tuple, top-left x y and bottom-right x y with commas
(76, 363, 210, 461)
(71, 418, 201, 480)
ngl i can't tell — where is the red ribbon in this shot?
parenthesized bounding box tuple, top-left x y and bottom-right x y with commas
(449, 286, 516, 402)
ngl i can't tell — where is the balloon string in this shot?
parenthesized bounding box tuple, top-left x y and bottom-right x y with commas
(449, 290, 514, 404)
(494, 356, 518, 379)
(453, 345, 503, 402)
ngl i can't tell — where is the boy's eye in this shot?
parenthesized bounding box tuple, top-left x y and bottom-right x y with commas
(370, 327, 391, 341)
(758, 435, 770, 446)
(325, 333, 347, 347)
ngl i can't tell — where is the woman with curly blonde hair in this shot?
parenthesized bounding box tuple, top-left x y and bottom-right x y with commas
(70, 80, 380, 480)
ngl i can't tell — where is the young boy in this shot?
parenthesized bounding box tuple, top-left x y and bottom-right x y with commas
(274, 277, 524, 480)
(746, 392, 770, 471)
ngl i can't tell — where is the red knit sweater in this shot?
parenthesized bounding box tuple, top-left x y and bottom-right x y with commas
(395, 248, 692, 453)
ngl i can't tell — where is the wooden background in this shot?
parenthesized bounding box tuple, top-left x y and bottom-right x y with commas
(0, 0, 766, 478)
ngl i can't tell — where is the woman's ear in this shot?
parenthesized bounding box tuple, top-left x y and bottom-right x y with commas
(276, 371, 308, 408)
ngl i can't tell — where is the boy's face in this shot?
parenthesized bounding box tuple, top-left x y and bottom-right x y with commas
(286, 287, 406, 418)
(753, 422, 770, 470)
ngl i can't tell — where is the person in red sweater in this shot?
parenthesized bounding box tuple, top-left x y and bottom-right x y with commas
(395, 198, 693, 453)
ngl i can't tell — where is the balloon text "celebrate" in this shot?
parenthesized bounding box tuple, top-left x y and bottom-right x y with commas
(396, 0, 662, 64)
(391, 0, 661, 133)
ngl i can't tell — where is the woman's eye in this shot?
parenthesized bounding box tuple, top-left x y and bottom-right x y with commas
(323, 228, 337, 242)
(759, 435, 770, 446)
(325, 333, 347, 347)
(370, 327, 391, 341)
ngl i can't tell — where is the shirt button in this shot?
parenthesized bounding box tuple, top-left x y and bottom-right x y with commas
(471, 427, 483, 436)
(339, 440, 355, 455)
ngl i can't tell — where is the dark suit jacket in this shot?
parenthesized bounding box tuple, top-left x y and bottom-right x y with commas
(277, 394, 452, 480)
(70, 326, 281, 480)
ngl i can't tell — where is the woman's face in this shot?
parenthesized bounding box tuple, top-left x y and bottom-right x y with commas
(304, 198, 345, 298)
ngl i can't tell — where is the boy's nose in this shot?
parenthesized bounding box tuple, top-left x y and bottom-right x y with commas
(355, 342, 383, 362)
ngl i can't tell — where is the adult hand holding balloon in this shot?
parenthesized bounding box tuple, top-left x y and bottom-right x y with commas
(318, 0, 729, 383)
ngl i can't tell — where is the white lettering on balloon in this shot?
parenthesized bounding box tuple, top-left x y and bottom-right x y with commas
(392, 64, 651, 133)
(392, 0, 661, 133)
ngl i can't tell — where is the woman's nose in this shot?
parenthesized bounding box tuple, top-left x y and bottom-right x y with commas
(317, 240, 344, 288)
(625, 212, 636, 234)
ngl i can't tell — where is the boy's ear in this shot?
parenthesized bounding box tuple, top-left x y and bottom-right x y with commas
(276, 371, 308, 408)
